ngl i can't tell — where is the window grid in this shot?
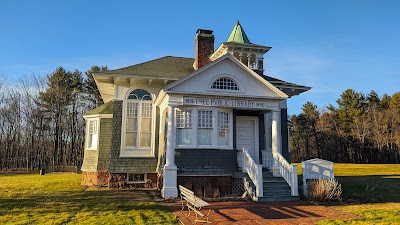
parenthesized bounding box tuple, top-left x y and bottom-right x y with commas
(127, 173, 145, 182)
(127, 102, 138, 118)
(124, 89, 153, 151)
(141, 103, 152, 118)
(89, 120, 98, 134)
(211, 77, 239, 90)
(176, 110, 192, 128)
(128, 89, 152, 100)
(198, 110, 213, 128)
(218, 111, 229, 129)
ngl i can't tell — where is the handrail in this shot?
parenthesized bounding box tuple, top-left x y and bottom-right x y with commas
(273, 152, 299, 196)
(242, 148, 263, 197)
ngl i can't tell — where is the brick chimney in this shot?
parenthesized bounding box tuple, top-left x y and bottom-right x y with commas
(194, 29, 214, 70)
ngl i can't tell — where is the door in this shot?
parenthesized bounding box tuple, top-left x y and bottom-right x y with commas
(236, 117, 259, 163)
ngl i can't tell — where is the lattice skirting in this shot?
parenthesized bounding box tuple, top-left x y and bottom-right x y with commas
(231, 177, 245, 196)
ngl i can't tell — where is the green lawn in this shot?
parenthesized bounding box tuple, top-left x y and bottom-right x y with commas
(0, 173, 178, 225)
(299, 163, 400, 225)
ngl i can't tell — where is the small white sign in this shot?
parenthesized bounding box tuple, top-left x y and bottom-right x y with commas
(183, 97, 268, 109)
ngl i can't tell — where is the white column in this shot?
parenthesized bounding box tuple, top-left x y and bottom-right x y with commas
(162, 105, 178, 198)
(272, 111, 281, 176)
(247, 55, 251, 67)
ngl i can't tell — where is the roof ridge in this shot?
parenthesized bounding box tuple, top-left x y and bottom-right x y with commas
(106, 56, 194, 72)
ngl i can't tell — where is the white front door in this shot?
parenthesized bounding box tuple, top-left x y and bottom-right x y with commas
(236, 117, 259, 163)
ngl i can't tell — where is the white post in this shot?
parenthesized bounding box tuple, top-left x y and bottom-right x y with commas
(162, 105, 178, 198)
(291, 164, 299, 196)
(272, 111, 280, 176)
(256, 164, 263, 197)
(302, 162, 308, 196)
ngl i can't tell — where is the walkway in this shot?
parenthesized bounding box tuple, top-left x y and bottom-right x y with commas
(167, 201, 356, 224)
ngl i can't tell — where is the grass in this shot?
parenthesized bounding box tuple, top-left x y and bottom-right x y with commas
(296, 163, 400, 224)
(0, 173, 178, 225)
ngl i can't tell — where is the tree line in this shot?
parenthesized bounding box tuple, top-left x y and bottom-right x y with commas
(290, 89, 400, 163)
(0, 66, 106, 171)
(2, 66, 398, 170)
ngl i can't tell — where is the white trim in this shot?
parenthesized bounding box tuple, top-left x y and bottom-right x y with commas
(126, 173, 147, 184)
(174, 106, 233, 149)
(236, 116, 260, 164)
(120, 86, 156, 158)
(85, 118, 100, 150)
(207, 74, 245, 94)
(164, 54, 288, 98)
(83, 114, 113, 119)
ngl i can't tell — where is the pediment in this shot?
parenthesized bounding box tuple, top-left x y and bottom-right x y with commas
(164, 54, 288, 99)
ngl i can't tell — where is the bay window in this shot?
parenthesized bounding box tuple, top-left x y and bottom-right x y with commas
(176, 108, 232, 148)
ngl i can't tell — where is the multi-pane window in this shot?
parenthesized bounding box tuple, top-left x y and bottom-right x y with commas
(140, 102, 152, 147)
(125, 89, 153, 149)
(88, 120, 98, 148)
(197, 110, 213, 145)
(176, 109, 192, 145)
(176, 109, 232, 148)
(217, 111, 229, 146)
(211, 77, 239, 90)
(127, 173, 145, 183)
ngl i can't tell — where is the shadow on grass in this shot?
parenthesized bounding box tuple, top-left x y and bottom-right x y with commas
(336, 175, 400, 203)
(0, 189, 169, 215)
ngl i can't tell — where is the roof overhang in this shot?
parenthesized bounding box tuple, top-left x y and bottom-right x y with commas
(93, 73, 179, 103)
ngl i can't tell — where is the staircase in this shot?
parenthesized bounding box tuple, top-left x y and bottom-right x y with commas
(244, 167, 300, 202)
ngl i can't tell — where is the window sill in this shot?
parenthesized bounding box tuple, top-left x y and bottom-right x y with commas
(120, 148, 154, 158)
(85, 147, 98, 151)
(175, 146, 233, 150)
(126, 181, 146, 184)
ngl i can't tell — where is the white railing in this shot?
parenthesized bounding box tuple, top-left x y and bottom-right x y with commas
(242, 148, 263, 197)
(273, 152, 299, 196)
(261, 150, 273, 168)
(302, 158, 334, 196)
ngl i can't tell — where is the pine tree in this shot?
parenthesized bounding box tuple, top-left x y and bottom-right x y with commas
(84, 66, 107, 108)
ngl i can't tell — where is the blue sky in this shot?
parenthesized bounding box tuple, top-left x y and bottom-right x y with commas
(1, 0, 399, 115)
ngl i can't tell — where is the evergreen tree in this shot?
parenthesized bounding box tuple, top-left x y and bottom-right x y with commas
(84, 66, 107, 108)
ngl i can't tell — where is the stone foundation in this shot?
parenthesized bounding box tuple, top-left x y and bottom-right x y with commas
(81, 171, 110, 186)
(177, 176, 232, 198)
(108, 173, 158, 189)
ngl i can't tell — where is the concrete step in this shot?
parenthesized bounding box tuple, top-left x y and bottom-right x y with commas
(263, 177, 286, 182)
(255, 195, 300, 202)
(263, 185, 291, 192)
(263, 189, 292, 196)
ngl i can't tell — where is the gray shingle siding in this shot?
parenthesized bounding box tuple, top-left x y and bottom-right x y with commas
(109, 100, 158, 173)
(97, 118, 113, 170)
(175, 149, 237, 175)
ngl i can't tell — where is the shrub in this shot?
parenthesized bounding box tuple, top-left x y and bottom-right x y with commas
(307, 178, 342, 202)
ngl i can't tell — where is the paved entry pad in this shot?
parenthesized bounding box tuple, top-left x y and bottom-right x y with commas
(167, 201, 356, 225)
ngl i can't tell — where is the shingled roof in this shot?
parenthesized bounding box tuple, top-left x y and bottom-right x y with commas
(99, 56, 195, 78)
(84, 100, 114, 116)
(261, 75, 311, 97)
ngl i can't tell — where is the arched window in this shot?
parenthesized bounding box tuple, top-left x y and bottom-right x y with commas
(124, 89, 153, 151)
(211, 77, 239, 91)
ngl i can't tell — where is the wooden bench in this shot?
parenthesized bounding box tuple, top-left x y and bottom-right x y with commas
(179, 185, 212, 223)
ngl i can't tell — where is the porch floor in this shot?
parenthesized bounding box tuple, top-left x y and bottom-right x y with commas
(167, 200, 356, 225)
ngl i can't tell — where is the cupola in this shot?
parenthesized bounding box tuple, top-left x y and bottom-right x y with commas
(210, 21, 271, 75)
